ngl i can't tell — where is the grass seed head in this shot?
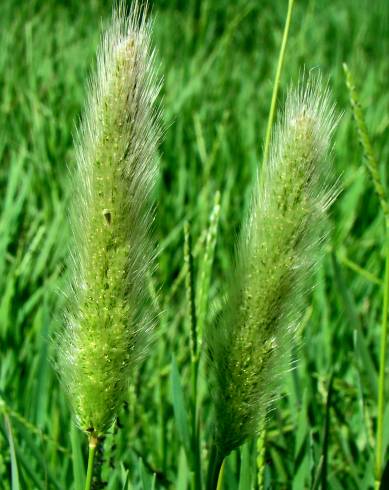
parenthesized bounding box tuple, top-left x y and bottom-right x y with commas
(206, 73, 338, 457)
(56, 0, 161, 438)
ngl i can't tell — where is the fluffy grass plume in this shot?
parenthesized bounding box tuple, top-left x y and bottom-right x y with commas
(57, 1, 161, 440)
(207, 74, 338, 458)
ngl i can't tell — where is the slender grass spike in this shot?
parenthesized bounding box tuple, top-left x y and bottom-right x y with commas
(206, 74, 338, 488)
(57, 0, 161, 447)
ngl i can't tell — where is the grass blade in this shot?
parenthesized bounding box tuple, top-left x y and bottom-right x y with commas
(4, 414, 20, 490)
(70, 424, 86, 490)
(170, 355, 191, 458)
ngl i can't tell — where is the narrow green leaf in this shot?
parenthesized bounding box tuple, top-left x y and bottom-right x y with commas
(138, 457, 155, 490)
(170, 355, 191, 457)
(184, 221, 198, 360)
(4, 414, 20, 490)
(320, 373, 334, 490)
(120, 465, 129, 490)
(0, 414, 43, 489)
(10, 415, 63, 490)
(380, 459, 389, 490)
(70, 424, 86, 490)
(176, 447, 189, 490)
(332, 254, 378, 395)
(293, 389, 309, 490)
(33, 300, 50, 427)
(238, 442, 252, 490)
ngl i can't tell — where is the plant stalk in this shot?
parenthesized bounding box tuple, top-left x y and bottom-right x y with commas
(192, 355, 202, 490)
(343, 63, 389, 488)
(255, 0, 294, 480)
(85, 435, 98, 490)
(375, 241, 389, 489)
(206, 444, 224, 490)
(262, 0, 295, 174)
(184, 222, 202, 489)
(216, 460, 225, 490)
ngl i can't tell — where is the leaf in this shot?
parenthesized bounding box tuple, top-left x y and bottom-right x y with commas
(170, 355, 191, 457)
(70, 424, 86, 490)
(310, 374, 345, 490)
(293, 389, 309, 490)
(380, 458, 389, 490)
(138, 457, 155, 490)
(0, 413, 44, 489)
(10, 414, 63, 490)
(4, 414, 20, 490)
(331, 254, 378, 395)
(238, 442, 252, 490)
(184, 221, 198, 359)
(176, 447, 189, 490)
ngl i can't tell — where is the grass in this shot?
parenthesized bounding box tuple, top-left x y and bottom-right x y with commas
(0, 0, 388, 488)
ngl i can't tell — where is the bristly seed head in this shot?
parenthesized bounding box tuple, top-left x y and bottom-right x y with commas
(56, 1, 162, 438)
(206, 73, 338, 457)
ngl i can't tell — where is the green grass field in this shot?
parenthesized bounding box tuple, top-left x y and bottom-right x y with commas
(1, 0, 389, 488)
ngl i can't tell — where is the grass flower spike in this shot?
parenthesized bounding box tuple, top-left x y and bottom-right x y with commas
(206, 75, 337, 486)
(57, 0, 161, 444)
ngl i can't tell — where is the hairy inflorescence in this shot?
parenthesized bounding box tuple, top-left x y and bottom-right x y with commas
(57, 1, 161, 438)
(206, 74, 338, 457)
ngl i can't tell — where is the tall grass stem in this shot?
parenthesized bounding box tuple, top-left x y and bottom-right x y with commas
(343, 63, 389, 487)
(376, 248, 389, 489)
(256, 0, 295, 477)
(191, 360, 201, 490)
(184, 222, 202, 489)
(206, 444, 224, 490)
(184, 222, 198, 361)
(262, 0, 295, 174)
(85, 437, 98, 490)
(216, 460, 225, 490)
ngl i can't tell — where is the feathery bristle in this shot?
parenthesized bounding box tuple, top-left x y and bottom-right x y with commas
(206, 74, 338, 456)
(57, 1, 161, 438)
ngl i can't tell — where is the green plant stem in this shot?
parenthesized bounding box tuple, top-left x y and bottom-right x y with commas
(192, 356, 201, 490)
(216, 460, 225, 490)
(343, 63, 389, 488)
(206, 444, 224, 490)
(158, 347, 168, 473)
(184, 221, 202, 489)
(262, 0, 295, 174)
(375, 245, 389, 489)
(85, 436, 98, 490)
